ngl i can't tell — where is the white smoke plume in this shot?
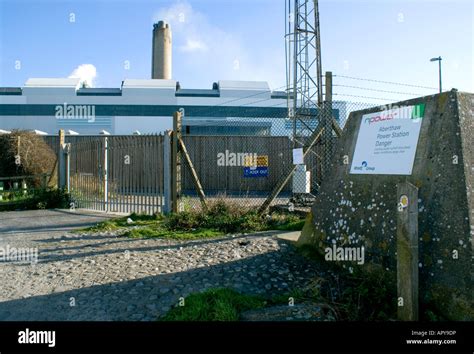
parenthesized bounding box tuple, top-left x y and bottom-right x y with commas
(68, 64, 97, 88)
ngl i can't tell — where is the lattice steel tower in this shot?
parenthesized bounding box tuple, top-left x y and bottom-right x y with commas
(285, 0, 323, 140)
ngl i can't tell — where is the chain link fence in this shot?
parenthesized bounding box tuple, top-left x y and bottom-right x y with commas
(36, 75, 426, 216)
(178, 99, 381, 213)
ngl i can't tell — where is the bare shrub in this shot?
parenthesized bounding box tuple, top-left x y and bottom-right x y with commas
(0, 130, 56, 187)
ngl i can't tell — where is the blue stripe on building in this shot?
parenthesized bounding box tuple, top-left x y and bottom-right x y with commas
(0, 104, 289, 118)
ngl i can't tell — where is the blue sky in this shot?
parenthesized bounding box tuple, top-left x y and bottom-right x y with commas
(0, 0, 472, 103)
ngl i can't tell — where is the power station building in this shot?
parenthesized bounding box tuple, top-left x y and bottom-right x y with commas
(0, 78, 293, 135)
(0, 21, 346, 136)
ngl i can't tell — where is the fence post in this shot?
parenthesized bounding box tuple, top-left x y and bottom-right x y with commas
(65, 144, 71, 192)
(171, 111, 182, 213)
(0, 181, 3, 201)
(324, 71, 342, 138)
(178, 137, 208, 211)
(16, 135, 21, 163)
(163, 131, 172, 214)
(42, 173, 48, 189)
(397, 182, 419, 321)
(103, 136, 108, 212)
(325, 71, 332, 103)
(58, 129, 67, 189)
(322, 71, 333, 181)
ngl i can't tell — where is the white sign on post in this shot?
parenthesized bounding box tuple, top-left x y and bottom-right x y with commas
(292, 148, 304, 165)
(350, 104, 425, 175)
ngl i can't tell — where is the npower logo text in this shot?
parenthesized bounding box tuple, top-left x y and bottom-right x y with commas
(363, 104, 425, 125)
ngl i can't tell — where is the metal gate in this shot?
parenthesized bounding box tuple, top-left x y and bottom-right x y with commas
(68, 135, 165, 215)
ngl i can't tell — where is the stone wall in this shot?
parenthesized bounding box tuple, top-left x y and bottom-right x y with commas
(298, 90, 473, 320)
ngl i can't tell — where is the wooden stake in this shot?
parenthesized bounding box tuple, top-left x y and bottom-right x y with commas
(397, 182, 419, 321)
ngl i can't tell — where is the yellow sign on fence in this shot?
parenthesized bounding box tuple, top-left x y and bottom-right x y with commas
(243, 155, 268, 167)
(257, 155, 269, 167)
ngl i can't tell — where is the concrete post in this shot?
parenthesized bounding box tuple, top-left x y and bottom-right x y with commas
(397, 182, 419, 321)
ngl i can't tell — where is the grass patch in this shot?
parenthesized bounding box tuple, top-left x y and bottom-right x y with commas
(272, 219, 305, 231)
(79, 198, 306, 240)
(80, 213, 162, 233)
(126, 227, 223, 240)
(160, 287, 332, 321)
(0, 188, 70, 212)
(81, 220, 121, 233)
(160, 288, 266, 321)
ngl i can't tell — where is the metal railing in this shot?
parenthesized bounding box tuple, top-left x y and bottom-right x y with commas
(0, 173, 51, 205)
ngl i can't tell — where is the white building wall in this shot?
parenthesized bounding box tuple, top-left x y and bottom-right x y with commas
(114, 116, 172, 135)
(0, 78, 291, 135)
(0, 115, 57, 133)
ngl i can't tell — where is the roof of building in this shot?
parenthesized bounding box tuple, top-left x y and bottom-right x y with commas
(121, 79, 176, 89)
(218, 80, 270, 91)
(24, 78, 81, 88)
(0, 78, 291, 100)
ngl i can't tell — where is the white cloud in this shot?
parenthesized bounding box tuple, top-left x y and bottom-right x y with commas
(152, 1, 286, 89)
(68, 64, 97, 87)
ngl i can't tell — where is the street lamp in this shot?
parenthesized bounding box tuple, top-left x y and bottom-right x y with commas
(430, 56, 442, 93)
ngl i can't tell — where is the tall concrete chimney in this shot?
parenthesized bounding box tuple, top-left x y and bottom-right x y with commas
(152, 21, 172, 80)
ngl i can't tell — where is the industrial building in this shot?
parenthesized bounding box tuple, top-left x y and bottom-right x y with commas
(0, 21, 345, 136)
(0, 77, 293, 135)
